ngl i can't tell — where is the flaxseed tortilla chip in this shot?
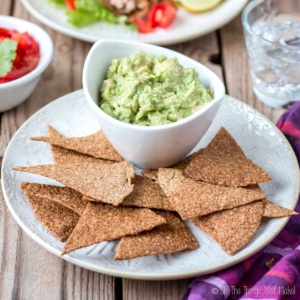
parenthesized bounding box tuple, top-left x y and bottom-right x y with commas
(122, 175, 174, 211)
(263, 200, 298, 218)
(185, 127, 271, 187)
(21, 182, 87, 215)
(61, 202, 167, 255)
(13, 161, 135, 206)
(50, 144, 114, 165)
(31, 125, 122, 162)
(114, 211, 198, 260)
(22, 183, 80, 242)
(158, 168, 266, 220)
(191, 200, 264, 255)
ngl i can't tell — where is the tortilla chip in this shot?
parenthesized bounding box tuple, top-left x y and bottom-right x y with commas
(158, 168, 266, 220)
(61, 202, 167, 255)
(191, 201, 264, 255)
(185, 127, 271, 187)
(22, 184, 80, 242)
(119, 175, 174, 210)
(31, 125, 122, 162)
(13, 161, 135, 206)
(50, 144, 114, 165)
(114, 211, 198, 260)
(21, 182, 87, 215)
(263, 200, 298, 218)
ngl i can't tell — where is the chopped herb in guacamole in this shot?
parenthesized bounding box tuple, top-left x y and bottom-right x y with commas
(100, 51, 213, 126)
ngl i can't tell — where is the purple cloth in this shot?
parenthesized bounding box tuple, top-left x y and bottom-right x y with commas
(182, 103, 300, 300)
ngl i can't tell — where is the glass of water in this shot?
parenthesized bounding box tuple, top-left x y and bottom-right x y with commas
(242, 0, 300, 108)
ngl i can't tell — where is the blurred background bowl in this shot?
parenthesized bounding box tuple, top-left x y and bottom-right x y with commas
(83, 39, 225, 169)
(0, 16, 53, 112)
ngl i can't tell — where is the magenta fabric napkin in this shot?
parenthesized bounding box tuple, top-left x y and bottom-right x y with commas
(182, 102, 300, 300)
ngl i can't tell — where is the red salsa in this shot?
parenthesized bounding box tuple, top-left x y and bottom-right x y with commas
(0, 28, 40, 84)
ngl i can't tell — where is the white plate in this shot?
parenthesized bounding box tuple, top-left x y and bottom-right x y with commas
(2, 90, 299, 280)
(20, 0, 248, 45)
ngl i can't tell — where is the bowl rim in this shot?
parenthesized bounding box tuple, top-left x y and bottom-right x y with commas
(83, 39, 225, 132)
(0, 15, 54, 89)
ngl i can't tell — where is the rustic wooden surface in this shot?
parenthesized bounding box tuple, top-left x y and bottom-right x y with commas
(0, 1, 287, 299)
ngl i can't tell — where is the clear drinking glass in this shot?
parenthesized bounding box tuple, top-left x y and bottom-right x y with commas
(242, 0, 300, 108)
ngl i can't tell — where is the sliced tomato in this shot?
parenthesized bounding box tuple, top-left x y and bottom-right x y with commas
(152, 2, 177, 28)
(133, 18, 153, 34)
(65, 0, 76, 10)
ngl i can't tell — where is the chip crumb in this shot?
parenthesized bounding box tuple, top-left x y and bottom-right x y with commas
(114, 210, 198, 260)
(62, 202, 167, 255)
(265, 257, 275, 269)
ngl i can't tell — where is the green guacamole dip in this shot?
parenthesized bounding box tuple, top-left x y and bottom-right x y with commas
(99, 51, 213, 126)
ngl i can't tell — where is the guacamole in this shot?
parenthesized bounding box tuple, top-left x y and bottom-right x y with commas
(100, 51, 213, 126)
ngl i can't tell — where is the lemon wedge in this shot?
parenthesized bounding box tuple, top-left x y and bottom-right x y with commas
(177, 0, 223, 13)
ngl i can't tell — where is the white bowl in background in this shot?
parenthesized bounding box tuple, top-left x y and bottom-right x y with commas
(0, 16, 53, 112)
(83, 39, 225, 169)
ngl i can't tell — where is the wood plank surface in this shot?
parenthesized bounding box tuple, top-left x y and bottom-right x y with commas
(1, 1, 290, 300)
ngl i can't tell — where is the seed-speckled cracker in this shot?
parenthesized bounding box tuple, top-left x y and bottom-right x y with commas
(191, 201, 264, 255)
(114, 211, 198, 260)
(21, 182, 87, 215)
(120, 175, 174, 210)
(158, 168, 266, 220)
(31, 125, 122, 162)
(263, 200, 298, 218)
(22, 184, 80, 242)
(61, 202, 167, 255)
(50, 144, 114, 165)
(13, 161, 135, 206)
(185, 127, 271, 187)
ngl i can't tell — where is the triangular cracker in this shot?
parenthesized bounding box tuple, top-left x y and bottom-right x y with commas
(61, 202, 167, 255)
(114, 211, 198, 260)
(31, 125, 122, 162)
(263, 200, 298, 218)
(22, 185, 80, 242)
(158, 168, 266, 220)
(191, 201, 264, 255)
(122, 176, 174, 211)
(185, 127, 271, 187)
(50, 144, 114, 165)
(13, 161, 135, 206)
(21, 182, 87, 215)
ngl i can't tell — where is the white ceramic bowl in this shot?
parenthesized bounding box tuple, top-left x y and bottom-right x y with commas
(83, 39, 225, 169)
(0, 16, 53, 112)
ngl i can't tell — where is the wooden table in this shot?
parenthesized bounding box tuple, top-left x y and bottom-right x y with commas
(0, 1, 287, 299)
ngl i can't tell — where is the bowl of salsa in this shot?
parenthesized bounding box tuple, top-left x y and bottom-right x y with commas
(0, 16, 53, 112)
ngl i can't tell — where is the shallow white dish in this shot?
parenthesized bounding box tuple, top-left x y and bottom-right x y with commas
(2, 90, 299, 280)
(20, 0, 247, 45)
